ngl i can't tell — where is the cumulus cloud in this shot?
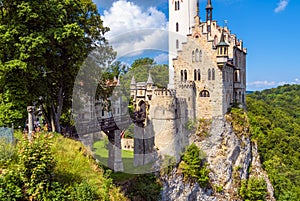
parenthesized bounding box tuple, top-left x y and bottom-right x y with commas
(248, 78, 300, 91)
(102, 0, 168, 57)
(274, 0, 289, 13)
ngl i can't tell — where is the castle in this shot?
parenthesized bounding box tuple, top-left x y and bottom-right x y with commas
(129, 0, 247, 162)
(75, 0, 247, 170)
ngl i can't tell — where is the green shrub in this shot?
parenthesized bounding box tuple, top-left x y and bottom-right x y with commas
(238, 177, 268, 201)
(18, 133, 56, 199)
(0, 169, 24, 200)
(0, 138, 17, 166)
(179, 143, 210, 187)
(72, 181, 99, 201)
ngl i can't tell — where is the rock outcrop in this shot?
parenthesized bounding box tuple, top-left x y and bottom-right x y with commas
(161, 117, 275, 201)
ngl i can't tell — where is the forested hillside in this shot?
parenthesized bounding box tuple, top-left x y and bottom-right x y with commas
(247, 84, 300, 200)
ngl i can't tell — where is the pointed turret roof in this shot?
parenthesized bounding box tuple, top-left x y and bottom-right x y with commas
(130, 76, 136, 85)
(206, 0, 213, 9)
(147, 73, 154, 84)
(217, 30, 229, 46)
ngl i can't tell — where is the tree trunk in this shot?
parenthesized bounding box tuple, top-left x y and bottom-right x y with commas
(51, 86, 64, 133)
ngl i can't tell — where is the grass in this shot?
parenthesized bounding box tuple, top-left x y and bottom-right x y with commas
(93, 138, 156, 177)
(6, 131, 127, 200)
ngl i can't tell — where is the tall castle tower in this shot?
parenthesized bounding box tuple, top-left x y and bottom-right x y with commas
(168, 0, 198, 89)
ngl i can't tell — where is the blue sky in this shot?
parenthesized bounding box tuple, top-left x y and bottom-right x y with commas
(95, 0, 300, 91)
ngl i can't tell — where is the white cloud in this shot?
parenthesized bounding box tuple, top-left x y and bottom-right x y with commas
(247, 78, 300, 91)
(102, 0, 168, 57)
(154, 53, 168, 64)
(274, 0, 289, 13)
(247, 80, 276, 87)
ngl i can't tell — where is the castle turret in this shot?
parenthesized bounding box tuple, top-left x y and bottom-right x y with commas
(130, 76, 136, 97)
(206, 0, 213, 22)
(216, 30, 229, 67)
(147, 72, 154, 87)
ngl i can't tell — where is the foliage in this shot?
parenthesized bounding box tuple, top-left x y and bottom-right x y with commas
(0, 0, 114, 131)
(226, 107, 250, 138)
(179, 143, 210, 187)
(18, 133, 56, 200)
(0, 132, 127, 200)
(120, 58, 169, 100)
(196, 118, 212, 139)
(124, 123, 134, 139)
(247, 84, 300, 200)
(0, 139, 16, 166)
(0, 169, 24, 200)
(238, 177, 268, 201)
(160, 155, 177, 176)
(124, 174, 162, 201)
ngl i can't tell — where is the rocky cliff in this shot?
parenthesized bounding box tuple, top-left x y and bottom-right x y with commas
(161, 116, 275, 201)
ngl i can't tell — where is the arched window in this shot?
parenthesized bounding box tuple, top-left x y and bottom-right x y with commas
(200, 90, 210, 97)
(234, 70, 240, 82)
(176, 22, 179, 32)
(208, 69, 211, 80)
(184, 70, 187, 81)
(214, 35, 218, 47)
(199, 50, 202, 62)
(178, 1, 180, 10)
(198, 69, 201, 81)
(176, 39, 179, 49)
(180, 70, 183, 81)
(192, 51, 195, 62)
(212, 68, 215, 80)
(194, 69, 197, 81)
(195, 49, 199, 62)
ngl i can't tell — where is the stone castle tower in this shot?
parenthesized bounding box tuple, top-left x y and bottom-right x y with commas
(130, 0, 247, 162)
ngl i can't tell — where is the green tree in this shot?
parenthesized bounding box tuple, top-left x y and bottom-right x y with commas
(0, 0, 114, 131)
(179, 143, 209, 187)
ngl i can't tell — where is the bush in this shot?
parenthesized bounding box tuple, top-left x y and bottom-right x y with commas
(18, 133, 56, 199)
(239, 177, 268, 201)
(72, 181, 98, 201)
(179, 143, 210, 187)
(0, 139, 17, 166)
(0, 169, 24, 200)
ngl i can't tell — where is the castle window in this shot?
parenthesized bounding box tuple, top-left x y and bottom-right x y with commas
(234, 70, 240, 82)
(176, 39, 179, 49)
(208, 69, 211, 80)
(214, 35, 218, 47)
(181, 70, 183, 81)
(102, 110, 104, 117)
(212, 68, 215, 80)
(195, 49, 199, 62)
(197, 69, 201, 81)
(184, 70, 187, 81)
(192, 51, 195, 62)
(175, 1, 180, 11)
(194, 69, 197, 81)
(199, 50, 202, 62)
(176, 22, 179, 32)
(200, 90, 210, 97)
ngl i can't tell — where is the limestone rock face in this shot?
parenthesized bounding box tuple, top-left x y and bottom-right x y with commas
(161, 117, 274, 201)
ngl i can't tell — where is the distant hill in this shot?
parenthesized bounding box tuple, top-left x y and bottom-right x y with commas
(247, 84, 300, 200)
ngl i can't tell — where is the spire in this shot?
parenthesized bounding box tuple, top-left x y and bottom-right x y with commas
(130, 76, 136, 85)
(147, 73, 154, 85)
(194, 0, 200, 25)
(206, 0, 213, 22)
(217, 30, 229, 47)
